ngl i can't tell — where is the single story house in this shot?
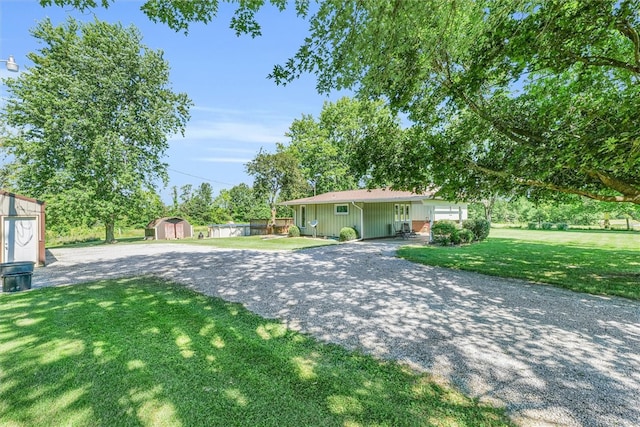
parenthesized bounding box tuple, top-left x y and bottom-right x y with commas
(145, 217, 193, 240)
(279, 188, 467, 240)
(0, 190, 46, 265)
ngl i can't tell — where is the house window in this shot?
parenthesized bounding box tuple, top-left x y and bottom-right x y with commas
(395, 203, 410, 221)
(335, 204, 349, 215)
(300, 205, 306, 228)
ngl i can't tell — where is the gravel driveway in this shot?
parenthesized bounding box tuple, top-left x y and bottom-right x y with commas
(32, 240, 640, 427)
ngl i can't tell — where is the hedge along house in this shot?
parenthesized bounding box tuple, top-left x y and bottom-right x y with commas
(145, 217, 193, 240)
(280, 188, 467, 240)
(0, 190, 46, 266)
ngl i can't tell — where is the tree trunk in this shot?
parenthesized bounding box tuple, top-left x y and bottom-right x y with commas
(105, 221, 116, 244)
(483, 195, 497, 223)
(269, 206, 277, 234)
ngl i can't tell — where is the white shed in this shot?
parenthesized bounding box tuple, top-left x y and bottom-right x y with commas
(0, 190, 46, 266)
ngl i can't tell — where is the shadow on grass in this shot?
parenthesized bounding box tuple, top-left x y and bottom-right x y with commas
(0, 278, 510, 427)
(398, 238, 640, 300)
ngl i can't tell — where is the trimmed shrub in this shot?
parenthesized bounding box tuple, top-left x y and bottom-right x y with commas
(541, 222, 553, 230)
(527, 222, 538, 230)
(339, 227, 358, 242)
(457, 228, 475, 244)
(288, 225, 300, 237)
(462, 219, 491, 241)
(432, 220, 458, 246)
(556, 222, 569, 231)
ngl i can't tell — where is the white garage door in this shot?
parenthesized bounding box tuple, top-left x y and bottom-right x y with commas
(3, 217, 37, 263)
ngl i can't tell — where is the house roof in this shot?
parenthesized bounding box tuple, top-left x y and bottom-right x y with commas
(279, 188, 439, 206)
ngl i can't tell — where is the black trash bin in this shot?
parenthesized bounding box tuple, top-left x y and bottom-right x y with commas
(1, 262, 35, 292)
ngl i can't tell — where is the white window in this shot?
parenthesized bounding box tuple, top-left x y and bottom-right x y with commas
(395, 203, 410, 221)
(300, 205, 306, 228)
(335, 204, 349, 215)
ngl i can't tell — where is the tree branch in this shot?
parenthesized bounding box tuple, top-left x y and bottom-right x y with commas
(571, 53, 640, 74)
(616, 19, 640, 68)
(472, 163, 640, 204)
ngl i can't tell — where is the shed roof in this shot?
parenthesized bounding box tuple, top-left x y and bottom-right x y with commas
(279, 188, 439, 206)
(0, 189, 45, 205)
(146, 217, 189, 228)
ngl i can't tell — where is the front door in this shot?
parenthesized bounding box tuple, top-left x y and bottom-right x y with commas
(3, 217, 37, 263)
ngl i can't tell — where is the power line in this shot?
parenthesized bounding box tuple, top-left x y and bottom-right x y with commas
(167, 168, 236, 187)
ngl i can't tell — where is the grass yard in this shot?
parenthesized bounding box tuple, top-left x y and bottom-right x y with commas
(150, 235, 339, 251)
(0, 278, 511, 427)
(398, 228, 640, 300)
(47, 235, 337, 251)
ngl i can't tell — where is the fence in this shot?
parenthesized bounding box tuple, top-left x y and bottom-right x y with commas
(249, 218, 294, 235)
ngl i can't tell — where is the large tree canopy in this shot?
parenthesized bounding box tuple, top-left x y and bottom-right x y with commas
(1, 18, 191, 242)
(246, 149, 307, 225)
(42, 0, 640, 204)
(284, 97, 404, 195)
(271, 0, 640, 204)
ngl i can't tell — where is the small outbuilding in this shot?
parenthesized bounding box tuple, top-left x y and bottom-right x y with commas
(145, 217, 193, 240)
(0, 190, 46, 266)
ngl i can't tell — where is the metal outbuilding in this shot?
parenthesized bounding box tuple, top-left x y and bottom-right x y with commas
(145, 217, 193, 240)
(0, 190, 46, 266)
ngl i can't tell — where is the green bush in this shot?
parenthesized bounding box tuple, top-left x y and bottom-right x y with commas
(541, 222, 553, 230)
(339, 227, 358, 242)
(288, 225, 300, 237)
(457, 228, 475, 244)
(432, 220, 458, 246)
(527, 222, 538, 230)
(556, 222, 569, 231)
(462, 219, 491, 241)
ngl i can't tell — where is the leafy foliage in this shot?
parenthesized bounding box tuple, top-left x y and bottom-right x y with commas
(288, 224, 300, 237)
(457, 229, 475, 245)
(0, 18, 191, 242)
(269, 0, 640, 204)
(339, 226, 357, 242)
(40, 1, 640, 205)
(246, 149, 308, 225)
(462, 219, 491, 242)
(431, 220, 458, 246)
(470, 196, 640, 226)
(283, 97, 404, 194)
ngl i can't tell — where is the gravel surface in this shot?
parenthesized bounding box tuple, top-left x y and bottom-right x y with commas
(30, 240, 640, 427)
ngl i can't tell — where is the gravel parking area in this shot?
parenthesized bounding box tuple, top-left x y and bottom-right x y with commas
(32, 241, 640, 427)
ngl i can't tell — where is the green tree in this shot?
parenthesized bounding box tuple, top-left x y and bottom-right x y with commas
(214, 183, 265, 222)
(284, 97, 403, 195)
(42, 1, 640, 204)
(246, 148, 307, 226)
(0, 18, 191, 243)
(269, 0, 640, 205)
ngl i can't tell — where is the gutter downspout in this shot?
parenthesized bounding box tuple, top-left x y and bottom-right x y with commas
(351, 201, 364, 240)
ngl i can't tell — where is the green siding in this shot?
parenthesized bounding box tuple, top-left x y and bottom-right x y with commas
(294, 200, 468, 239)
(363, 202, 395, 238)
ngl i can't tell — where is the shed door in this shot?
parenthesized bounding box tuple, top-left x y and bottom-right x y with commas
(165, 223, 176, 239)
(175, 223, 184, 239)
(3, 217, 37, 263)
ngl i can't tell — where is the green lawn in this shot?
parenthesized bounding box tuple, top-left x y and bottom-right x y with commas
(0, 278, 511, 427)
(398, 228, 640, 300)
(48, 235, 337, 251)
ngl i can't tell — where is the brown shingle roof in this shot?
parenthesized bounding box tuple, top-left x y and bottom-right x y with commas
(279, 188, 438, 205)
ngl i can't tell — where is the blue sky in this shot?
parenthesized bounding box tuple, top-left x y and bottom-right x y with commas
(0, 0, 346, 202)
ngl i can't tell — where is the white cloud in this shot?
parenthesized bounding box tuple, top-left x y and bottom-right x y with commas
(170, 104, 292, 145)
(183, 120, 284, 144)
(198, 157, 251, 164)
